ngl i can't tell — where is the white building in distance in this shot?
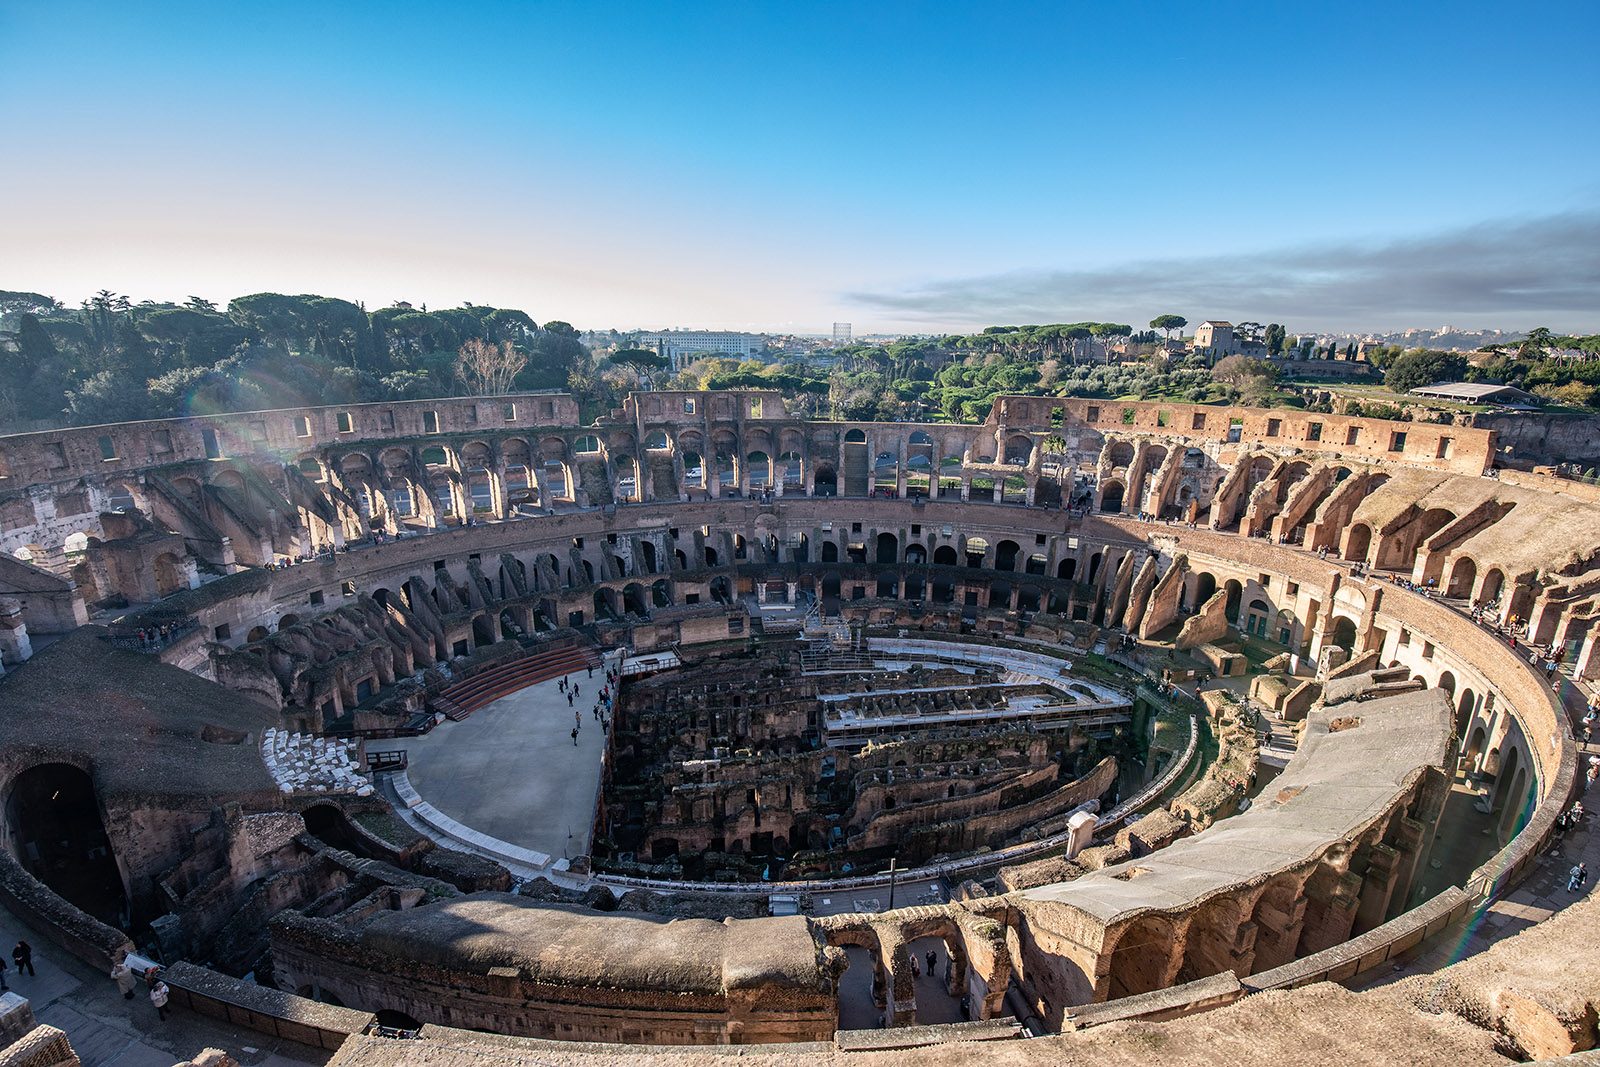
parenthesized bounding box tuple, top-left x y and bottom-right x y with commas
(639, 331, 766, 371)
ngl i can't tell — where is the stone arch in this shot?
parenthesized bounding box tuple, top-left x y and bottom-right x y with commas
(746, 451, 772, 488)
(876, 532, 899, 565)
(1345, 522, 1373, 563)
(1224, 579, 1243, 624)
(1456, 687, 1477, 736)
(813, 465, 838, 496)
(1004, 434, 1033, 465)
(822, 540, 840, 563)
(934, 545, 958, 567)
(1057, 557, 1077, 581)
(644, 430, 670, 451)
(1100, 479, 1125, 513)
(1436, 671, 1456, 698)
(1447, 556, 1478, 599)
(992, 539, 1019, 571)
(1104, 915, 1180, 1000)
(963, 537, 989, 568)
(623, 582, 647, 616)
(152, 552, 186, 597)
(1106, 440, 1135, 468)
(4, 762, 127, 925)
(1330, 615, 1358, 653)
(1479, 567, 1506, 604)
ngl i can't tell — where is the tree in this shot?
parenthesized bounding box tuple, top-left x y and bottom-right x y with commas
(1384, 349, 1467, 393)
(454, 338, 527, 395)
(1518, 327, 1555, 359)
(1149, 314, 1188, 344)
(1264, 323, 1286, 356)
(1212, 355, 1276, 388)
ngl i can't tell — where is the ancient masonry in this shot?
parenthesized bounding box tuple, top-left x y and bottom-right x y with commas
(0, 390, 1590, 1062)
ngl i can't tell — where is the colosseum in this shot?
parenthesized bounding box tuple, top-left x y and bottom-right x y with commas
(0, 389, 1596, 1066)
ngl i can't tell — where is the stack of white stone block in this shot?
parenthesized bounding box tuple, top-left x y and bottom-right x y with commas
(259, 729, 373, 796)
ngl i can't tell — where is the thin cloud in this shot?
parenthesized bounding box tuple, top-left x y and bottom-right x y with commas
(844, 213, 1600, 331)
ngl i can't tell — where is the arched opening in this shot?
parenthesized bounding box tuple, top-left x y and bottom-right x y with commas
(1330, 616, 1358, 653)
(989, 580, 1012, 610)
(623, 583, 647, 616)
(836, 943, 888, 1031)
(152, 552, 186, 598)
(471, 614, 495, 647)
(6, 763, 126, 926)
(1224, 580, 1243, 624)
(1447, 556, 1478, 599)
(1464, 724, 1487, 770)
(1088, 553, 1103, 584)
(821, 574, 842, 601)
(639, 540, 658, 574)
(682, 450, 704, 490)
(905, 544, 927, 566)
(779, 451, 804, 492)
(746, 451, 771, 489)
(934, 545, 958, 567)
(1480, 567, 1505, 604)
(652, 579, 672, 608)
(821, 540, 840, 563)
(1105, 917, 1175, 1000)
(964, 537, 988, 569)
(875, 532, 898, 564)
(1456, 688, 1476, 737)
(1100, 481, 1125, 513)
(813, 465, 837, 497)
(247, 626, 269, 643)
(594, 588, 619, 619)
(1057, 557, 1077, 582)
(1195, 572, 1217, 606)
(1344, 523, 1372, 563)
(995, 540, 1021, 571)
(1436, 671, 1456, 698)
(877, 573, 898, 598)
(904, 574, 925, 600)
(644, 430, 670, 451)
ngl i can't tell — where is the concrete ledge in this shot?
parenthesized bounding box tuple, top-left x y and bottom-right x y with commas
(1066, 972, 1242, 1029)
(161, 961, 374, 1051)
(833, 1017, 1027, 1051)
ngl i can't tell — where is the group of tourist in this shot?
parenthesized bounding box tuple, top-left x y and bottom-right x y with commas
(264, 545, 335, 570)
(108, 954, 169, 1020)
(562, 661, 621, 745)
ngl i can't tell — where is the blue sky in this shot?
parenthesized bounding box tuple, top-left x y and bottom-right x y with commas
(3, 1, 1597, 334)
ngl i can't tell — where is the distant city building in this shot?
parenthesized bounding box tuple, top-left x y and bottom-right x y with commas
(1192, 321, 1240, 356)
(638, 331, 766, 371)
(833, 322, 852, 345)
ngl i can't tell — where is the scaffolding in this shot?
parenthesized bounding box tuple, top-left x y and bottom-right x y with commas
(797, 601, 873, 673)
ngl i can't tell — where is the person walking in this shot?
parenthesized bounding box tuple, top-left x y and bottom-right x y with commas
(149, 974, 170, 1021)
(111, 957, 136, 999)
(1569, 861, 1588, 892)
(926, 949, 936, 975)
(571, 726, 578, 746)
(567, 692, 573, 707)
(12, 940, 32, 976)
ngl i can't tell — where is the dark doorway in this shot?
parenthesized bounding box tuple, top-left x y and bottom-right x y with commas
(6, 763, 126, 926)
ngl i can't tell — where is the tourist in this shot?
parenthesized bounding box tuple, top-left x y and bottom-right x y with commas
(571, 727, 578, 746)
(926, 949, 936, 974)
(1569, 862, 1588, 892)
(149, 973, 170, 1020)
(111, 957, 136, 999)
(567, 692, 573, 706)
(11, 940, 31, 976)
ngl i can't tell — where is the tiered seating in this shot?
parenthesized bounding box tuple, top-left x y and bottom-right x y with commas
(428, 644, 600, 720)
